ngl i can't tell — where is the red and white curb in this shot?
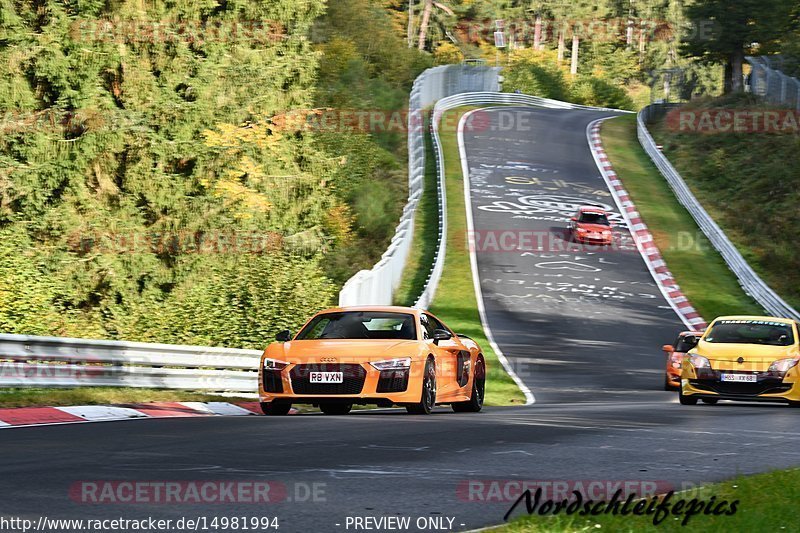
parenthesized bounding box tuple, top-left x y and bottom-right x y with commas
(587, 119, 707, 331)
(0, 401, 284, 429)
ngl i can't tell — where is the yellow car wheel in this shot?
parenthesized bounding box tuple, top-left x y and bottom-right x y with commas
(678, 389, 698, 405)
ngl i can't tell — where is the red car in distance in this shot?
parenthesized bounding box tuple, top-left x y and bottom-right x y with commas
(569, 206, 614, 245)
(662, 331, 703, 390)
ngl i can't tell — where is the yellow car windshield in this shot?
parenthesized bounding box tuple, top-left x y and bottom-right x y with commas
(705, 320, 794, 346)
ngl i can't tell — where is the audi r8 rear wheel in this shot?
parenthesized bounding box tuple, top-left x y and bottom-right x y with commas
(319, 403, 352, 415)
(452, 357, 485, 413)
(261, 401, 292, 416)
(678, 390, 698, 405)
(406, 358, 436, 415)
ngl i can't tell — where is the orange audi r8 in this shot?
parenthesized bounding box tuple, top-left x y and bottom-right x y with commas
(568, 206, 614, 245)
(258, 306, 486, 415)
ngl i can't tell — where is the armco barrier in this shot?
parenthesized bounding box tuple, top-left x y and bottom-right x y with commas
(0, 333, 261, 392)
(638, 104, 800, 321)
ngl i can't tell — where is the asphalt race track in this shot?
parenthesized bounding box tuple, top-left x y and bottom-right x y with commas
(3, 107, 800, 532)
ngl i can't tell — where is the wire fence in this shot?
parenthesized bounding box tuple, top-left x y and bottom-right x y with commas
(746, 56, 800, 111)
(638, 104, 800, 322)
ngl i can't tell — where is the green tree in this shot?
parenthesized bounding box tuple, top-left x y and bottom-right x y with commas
(683, 0, 795, 93)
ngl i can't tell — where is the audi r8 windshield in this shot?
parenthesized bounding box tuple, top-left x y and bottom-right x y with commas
(296, 311, 417, 340)
(704, 320, 794, 346)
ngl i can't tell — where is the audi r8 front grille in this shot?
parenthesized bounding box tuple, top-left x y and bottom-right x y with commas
(376, 369, 409, 393)
(290, 364, 366, 395)
(262, 370, 284, 393)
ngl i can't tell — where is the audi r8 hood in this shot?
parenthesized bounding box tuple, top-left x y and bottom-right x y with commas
(272, 339, 422, 363)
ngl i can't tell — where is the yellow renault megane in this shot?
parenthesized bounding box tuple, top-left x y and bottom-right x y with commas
(680, 316, 800, 406)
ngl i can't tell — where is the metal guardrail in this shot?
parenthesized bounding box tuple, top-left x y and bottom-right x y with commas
(638, 104, 800, 322)
(0, 333, 261, 392)
(337, 65, 500, 308)
(746, 56, 800, 111)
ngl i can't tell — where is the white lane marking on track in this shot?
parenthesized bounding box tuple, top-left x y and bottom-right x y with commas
(459, 108, 535, 406)
(534, 261, 601, 272)
(492, 450, 535, 456)
(361, 444, 430, 451)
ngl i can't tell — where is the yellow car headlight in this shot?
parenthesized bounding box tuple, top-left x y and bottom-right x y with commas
(768, 358, 799, 373)
(689, 354, 711, 369)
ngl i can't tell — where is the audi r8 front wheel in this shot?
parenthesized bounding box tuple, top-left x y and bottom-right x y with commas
(406, 358, 436, 414)
(452, 357, 485, 413)
(261, 401, 292, 415)
(319, 403, 352, 415)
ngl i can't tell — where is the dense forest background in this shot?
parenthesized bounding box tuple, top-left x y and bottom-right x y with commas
(0, 0, 428, 347)
(0, 0, 797, 347)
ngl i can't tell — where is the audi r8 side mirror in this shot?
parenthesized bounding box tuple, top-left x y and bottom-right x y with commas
(570, 217, 577, 221)
(275, 330, 292, 342)
(432, 329, 452, 344)
(662, 344, 674, 353)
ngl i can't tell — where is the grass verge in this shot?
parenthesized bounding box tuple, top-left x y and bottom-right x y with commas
(600, 114, 762, 319)
(491, 468, 800, 532)
(0, 388, 253, 408)
(429, 107, 526, 407)
(646, 95, 800, 311)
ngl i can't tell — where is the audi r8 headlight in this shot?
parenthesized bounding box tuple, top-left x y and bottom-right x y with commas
(768, 358, 799, 373)
(370, 357, 412, 371)
(262, 358, 289, 370)
(577, 228, 588, 234)
(688, 354, 711, 369)
(602, 230, 611, 236)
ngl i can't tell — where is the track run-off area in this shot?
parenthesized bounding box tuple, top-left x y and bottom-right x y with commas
(2, 106, 800, 533)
